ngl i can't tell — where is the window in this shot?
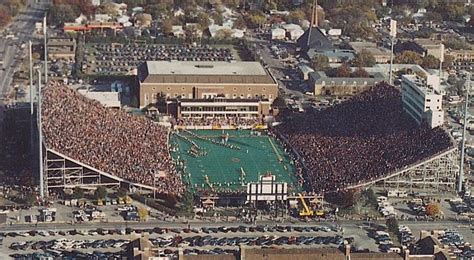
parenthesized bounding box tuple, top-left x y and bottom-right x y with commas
(426, 99, 431, 102)
(233, 87, 237, 91)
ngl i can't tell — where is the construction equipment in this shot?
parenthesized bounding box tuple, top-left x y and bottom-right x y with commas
(298, 193, 314, 217)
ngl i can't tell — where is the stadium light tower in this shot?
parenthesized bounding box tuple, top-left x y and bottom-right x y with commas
(29, 41, 34, 163)
(389, 19, 397, 85)
(43, 15, 48, 83)
(458, 72, 471, 193)
(37, 69, 45, 200)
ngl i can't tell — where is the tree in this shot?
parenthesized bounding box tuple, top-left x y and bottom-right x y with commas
(335, 63, 352, 78)
(117, 187, 128, 198)
(94, 186, 107, 200)
(247, 10, 266, 28)
(286, 10, 305, 25)
(0, 8, 11, 27)
(442, 55, 454, 70)
(421, 55, 440, 69)
(212, 11, 224, 26)
(310, 54, 329, 71)
(72, 187, 84, 199)
(354, 50, 376, 67)
(162, 19, 173, 35)
(233, 16, 246, 30)
(443, 38, 471, 50)
(425, 203, 440, 216)
(394, 51, 423, 65)
(352, 67, 369, 78)
(137, 207, 148, 221)
(386, 217, 399, 236)
(196, 12, 210, 31)
(48, 4, 77, 26)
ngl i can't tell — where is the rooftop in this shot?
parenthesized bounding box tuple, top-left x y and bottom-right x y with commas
(144, 61, 267, 76)
(402, 75, 440, 96)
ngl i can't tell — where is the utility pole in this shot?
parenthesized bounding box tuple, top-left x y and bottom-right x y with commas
(29, 41, 34, 163)
(37, 69, 44, 200)
(458, 73, 470, 193)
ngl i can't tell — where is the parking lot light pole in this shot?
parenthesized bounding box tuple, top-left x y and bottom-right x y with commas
(458, 72, 470, 193)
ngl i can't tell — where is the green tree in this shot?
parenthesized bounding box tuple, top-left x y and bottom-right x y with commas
(272, 96, 286, 108)
(354, 49, 376, 67)
(310, 54, 329, 71)
(394, 51, 423, 65)
(386, 217, 399, 236)
(286, 10, 305, 25)
(48, 4, 77, 26)
(421, 55, 440, 69)
(72, 187, 84, 199)
(248, 10, 266, 28)
(443, 38, 471, 50)
(94, 186, 107, 200)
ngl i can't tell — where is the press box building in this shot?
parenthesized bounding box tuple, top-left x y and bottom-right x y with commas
(401, 74, 444, 128)
(137, 61, 278, 119)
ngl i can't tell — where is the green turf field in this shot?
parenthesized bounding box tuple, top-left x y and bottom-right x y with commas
(170, 130, 299, 193)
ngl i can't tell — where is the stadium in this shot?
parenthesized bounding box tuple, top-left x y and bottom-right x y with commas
(40, 82, 459, 204)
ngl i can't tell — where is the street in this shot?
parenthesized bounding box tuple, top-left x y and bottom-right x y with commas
(0, 0, 46, 105)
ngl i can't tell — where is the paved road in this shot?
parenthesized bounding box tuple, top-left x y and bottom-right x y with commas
(0, 0, 46, 105)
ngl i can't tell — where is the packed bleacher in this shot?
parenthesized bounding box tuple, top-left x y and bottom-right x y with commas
(274, 84, 453, 193)
(41, 82, 184, 196)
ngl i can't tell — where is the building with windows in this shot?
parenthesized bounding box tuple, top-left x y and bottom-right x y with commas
(137, 61, 278, 118)
(47, 37, 76, 61)
(308, 70, 385, 96)
(401, 74, 444, 128)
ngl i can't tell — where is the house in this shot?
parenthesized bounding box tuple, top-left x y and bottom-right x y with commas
(271, 28, 286, 40)
(171, 25, 185, 37)
(134, 13, 152, 27)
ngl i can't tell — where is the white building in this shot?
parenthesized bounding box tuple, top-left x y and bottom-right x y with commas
(271, 28, 286, 40)
(401, 74, 444, 128)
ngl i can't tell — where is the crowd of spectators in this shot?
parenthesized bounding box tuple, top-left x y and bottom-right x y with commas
(41, 82, 184, 196)
(274, 84, 453, 193)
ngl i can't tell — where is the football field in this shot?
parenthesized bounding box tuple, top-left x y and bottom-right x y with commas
(170, 130, 299, 193)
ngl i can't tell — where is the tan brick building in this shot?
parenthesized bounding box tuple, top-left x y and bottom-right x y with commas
(47, 37, 76, 61)
(137, 61, 278, 118)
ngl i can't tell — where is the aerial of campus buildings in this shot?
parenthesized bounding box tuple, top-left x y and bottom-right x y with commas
(0, 0, 472, 259)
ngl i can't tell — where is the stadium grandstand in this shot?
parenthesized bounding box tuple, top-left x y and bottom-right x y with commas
(273, 84, 458, 193)
(41, 82, 183, 196)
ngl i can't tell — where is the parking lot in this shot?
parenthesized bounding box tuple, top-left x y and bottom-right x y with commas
(84, 43, 238, 75)
(2, 224, 346, 259)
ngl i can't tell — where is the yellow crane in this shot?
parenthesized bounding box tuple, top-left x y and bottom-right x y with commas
(298, 193, 314, 217)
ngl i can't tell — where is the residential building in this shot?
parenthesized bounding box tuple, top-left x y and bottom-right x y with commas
(401, 74, 444, 128)
(271, 28, 286, 40)
(414, 39, 443, 60)
(308, 70, 385, 96)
